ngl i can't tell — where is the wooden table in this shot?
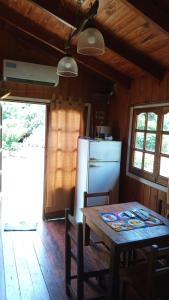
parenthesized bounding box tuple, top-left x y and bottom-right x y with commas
(82, 201, 169, 300)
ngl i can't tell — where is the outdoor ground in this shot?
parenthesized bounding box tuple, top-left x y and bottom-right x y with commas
(2, 147, 45, 224)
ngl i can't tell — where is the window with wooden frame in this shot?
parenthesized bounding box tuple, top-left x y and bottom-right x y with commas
(129, 106, 169, 187)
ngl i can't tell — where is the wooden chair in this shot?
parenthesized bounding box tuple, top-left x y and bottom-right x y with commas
(156, 179, 169, 218)
(83, 191, 129, 267)
(65, 208, 109, 300)
(121, 244, 169, 300)
(83, 191, 112, 246)
(84, 191, 111, 208)
(131, 200, 169, 266)
(156, 198, 169, 218)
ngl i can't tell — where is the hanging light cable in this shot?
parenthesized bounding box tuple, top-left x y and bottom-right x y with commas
(56, 0, 104, 77)
(77, 0, 105, 55)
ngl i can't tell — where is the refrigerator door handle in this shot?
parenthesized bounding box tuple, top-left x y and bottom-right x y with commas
(90, 158, 106, 162)
(89, 164, 101, 167)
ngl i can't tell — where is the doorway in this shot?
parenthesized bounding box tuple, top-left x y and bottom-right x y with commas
(1, 101, 46, 226)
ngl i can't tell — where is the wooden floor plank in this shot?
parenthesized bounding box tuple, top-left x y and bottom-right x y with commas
(2, 222, 69, 300)
(21, 232, 51, 300)
(38, 221, 65, 275)
(0, 231, 6, 300)
(2, 232, 21, 300)
(11, 232, 36, 300)
(1, 220, 138, 300)
(32, 231, 68, 300)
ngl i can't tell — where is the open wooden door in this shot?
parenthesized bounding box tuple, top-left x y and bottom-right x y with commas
(43, 100, 85, 219)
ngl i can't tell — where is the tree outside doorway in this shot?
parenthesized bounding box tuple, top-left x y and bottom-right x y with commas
(1, 101, 46, 224)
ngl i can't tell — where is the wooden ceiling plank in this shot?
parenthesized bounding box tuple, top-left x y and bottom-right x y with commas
(121, 0, 169, 37)
(0, 0, 131, 87)
(32, 0, 166, 80)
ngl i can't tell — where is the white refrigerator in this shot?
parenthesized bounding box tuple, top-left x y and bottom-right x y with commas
(74, 138, 122, 222)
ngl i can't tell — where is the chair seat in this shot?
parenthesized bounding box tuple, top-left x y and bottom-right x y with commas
(84, 243, 110, 273)
(71, 242, 109, 274)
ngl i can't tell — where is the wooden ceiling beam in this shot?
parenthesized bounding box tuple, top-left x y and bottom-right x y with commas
(0, 0, 131, 87)
(121, 0, 169, 37)
(32, 0, 166, 80)
(0, 19, 63, 66)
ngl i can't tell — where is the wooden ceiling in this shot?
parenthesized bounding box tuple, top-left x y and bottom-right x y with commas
(0, 0, 169, 87)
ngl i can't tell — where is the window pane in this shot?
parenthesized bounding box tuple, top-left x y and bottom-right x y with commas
(161, 134, 169, 154)
(147, 112, 157, 131)
(133, 151, 143, 169)
(145, 133, 156, 152)
(144, 153, 154, 173)
(135, 132, 144, 149)
(163, 113, 169, 131)
(136, 113, 146, 130)
(160, 156, 169, 177)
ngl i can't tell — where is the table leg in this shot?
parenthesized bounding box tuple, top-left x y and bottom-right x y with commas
(108, 244, 120, 300)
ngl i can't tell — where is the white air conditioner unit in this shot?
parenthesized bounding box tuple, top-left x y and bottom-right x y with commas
(3, 59, 59, 87)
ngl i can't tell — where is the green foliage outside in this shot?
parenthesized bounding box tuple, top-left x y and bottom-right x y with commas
(2, 102, 45, 151)
(134, 112, 157, 172)
(136, 112, 157, 151)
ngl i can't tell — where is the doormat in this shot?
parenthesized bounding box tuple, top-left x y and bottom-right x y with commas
(4, 221, 37, 231)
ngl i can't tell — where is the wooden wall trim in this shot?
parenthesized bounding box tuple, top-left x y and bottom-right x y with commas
(3, 95, 51, 104)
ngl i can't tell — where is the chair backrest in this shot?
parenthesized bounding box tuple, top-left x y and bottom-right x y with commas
(65, 208, 84, 299)
(65, 208, 109, 299)
(84, 191, 112, 208)
(156, 198, 169, 219)
(146, 244, 169, 300)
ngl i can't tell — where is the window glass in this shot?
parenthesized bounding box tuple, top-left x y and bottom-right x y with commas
(145, 133, 156, 152)
(135, 132, 144, 149)
(147, 112, 157, 131)
(163, 113, 169, 131)
(133, 151, 142, 169)
(136, 113, 146, 130)
(160, 156, 169, 177)
(144, 153, 154, 173)
(161, 135, 169, 154)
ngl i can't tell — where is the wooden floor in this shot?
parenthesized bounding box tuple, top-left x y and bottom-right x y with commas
(0, 220, 69, 300)
(0, 220, 138, 300)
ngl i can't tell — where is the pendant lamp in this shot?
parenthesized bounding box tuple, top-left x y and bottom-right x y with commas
(57, 55, 78, 77)
(77, 27, 105, 56)
(56, 0, 103, 78)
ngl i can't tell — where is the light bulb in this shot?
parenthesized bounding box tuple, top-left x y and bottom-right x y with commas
(88, 36, 96, 45)
(65, 62, 71, 69)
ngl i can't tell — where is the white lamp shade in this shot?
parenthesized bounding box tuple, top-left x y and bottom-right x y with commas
(77, 27, 105, 55)
(57, 56, 78, 77)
